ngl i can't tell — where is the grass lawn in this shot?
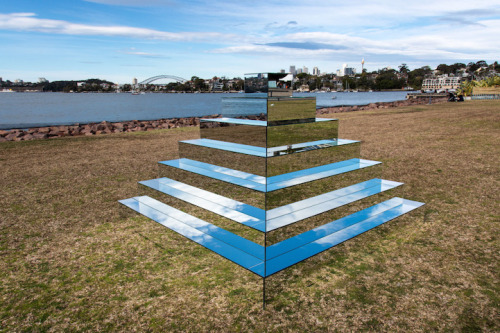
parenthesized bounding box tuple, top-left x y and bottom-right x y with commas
(0, 100, 498, 332)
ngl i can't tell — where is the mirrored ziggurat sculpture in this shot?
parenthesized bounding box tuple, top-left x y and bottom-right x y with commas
(119, 72, 424, 304)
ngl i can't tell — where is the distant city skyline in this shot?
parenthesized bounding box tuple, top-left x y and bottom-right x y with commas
(0, 0, 499, 83)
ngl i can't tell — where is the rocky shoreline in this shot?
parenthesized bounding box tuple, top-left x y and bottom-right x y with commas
(0, 97, 446, 142)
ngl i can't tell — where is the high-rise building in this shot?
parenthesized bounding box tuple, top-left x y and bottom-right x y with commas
(280, 69, 286, 73)
(132, 78, 138, 85)
(289, 65, 296, 75)
(336, 64, 356, 77)
(297, 68, 303, 74)
(313, 67, 320, 76)
(303, 66, 308, 74)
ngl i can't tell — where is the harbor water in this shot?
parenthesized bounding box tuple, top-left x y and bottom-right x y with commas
(0, 91, 411, 129)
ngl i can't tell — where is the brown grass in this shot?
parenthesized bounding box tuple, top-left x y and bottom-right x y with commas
(0, 101, 499, 332)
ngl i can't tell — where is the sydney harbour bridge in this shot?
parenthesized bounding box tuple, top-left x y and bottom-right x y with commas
(137, 75, 188, 85)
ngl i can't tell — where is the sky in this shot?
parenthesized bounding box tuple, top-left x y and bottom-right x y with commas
(0, 0, 499, 84)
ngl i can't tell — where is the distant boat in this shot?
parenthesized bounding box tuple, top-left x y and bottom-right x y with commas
(331, 96, 337, 99)
(1, 89, 15, 93)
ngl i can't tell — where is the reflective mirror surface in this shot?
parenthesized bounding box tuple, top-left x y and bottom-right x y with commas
(120, 71, 425, 307)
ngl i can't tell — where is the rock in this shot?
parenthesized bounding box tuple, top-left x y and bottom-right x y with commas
(5, 131, 23, 140)
(33, 133, 49, 139)
(21, 133, 34, 141)
(81, 125, 93, 135)
(0, 130, 9, 137)
(48, 129, 60, 137)
(96, 123, 107, 131)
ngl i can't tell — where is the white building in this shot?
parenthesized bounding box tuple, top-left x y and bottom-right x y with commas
(422, 75, 461, 91)
(337, 64, 356, 77)
(302, 66, 309, 74)
(313, 67, 320, 76)
(132, 78, 138, 85)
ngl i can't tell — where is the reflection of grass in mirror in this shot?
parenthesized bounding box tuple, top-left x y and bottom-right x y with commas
(267, 98, 316, 121)
(267, 142, 361, 176)
(1, 101, 499, 331)
(179, 143, 266, 176)
(267, 120, 338, 147)
(201, 124, 267, 147)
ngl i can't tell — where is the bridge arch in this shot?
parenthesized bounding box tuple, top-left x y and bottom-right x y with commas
(139, 75, 188, 85)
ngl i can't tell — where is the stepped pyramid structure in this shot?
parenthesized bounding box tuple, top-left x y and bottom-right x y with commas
(119, 72, 424, 304)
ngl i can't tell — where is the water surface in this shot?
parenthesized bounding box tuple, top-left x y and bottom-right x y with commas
(0, 91, 411, 129)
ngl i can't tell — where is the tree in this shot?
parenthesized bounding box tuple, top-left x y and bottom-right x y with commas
(494, 61, 500, 72)
(449, 63, 466, 74)
(356, 72, 373, 91)
(407, 66, 432, 89)
(476, 60, 488, 68)
(467, 62, 480, 73)
(342, 76, 357, 90)
(436, 63, 451, 74)
(191, 76, 207, 91)
(374, 69, 404, 90)
(399, 63, 409, 75)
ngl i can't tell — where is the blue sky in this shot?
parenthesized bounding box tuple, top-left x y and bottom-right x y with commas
(1, 0, 499, 83)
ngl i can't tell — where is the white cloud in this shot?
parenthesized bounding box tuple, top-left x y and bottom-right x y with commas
(117, 47, 168, 58)
(0, 12, 235, 42)
(211, 17, 500, 63)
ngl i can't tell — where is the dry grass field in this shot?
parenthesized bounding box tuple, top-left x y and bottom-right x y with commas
(0, 100, 498, 332)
